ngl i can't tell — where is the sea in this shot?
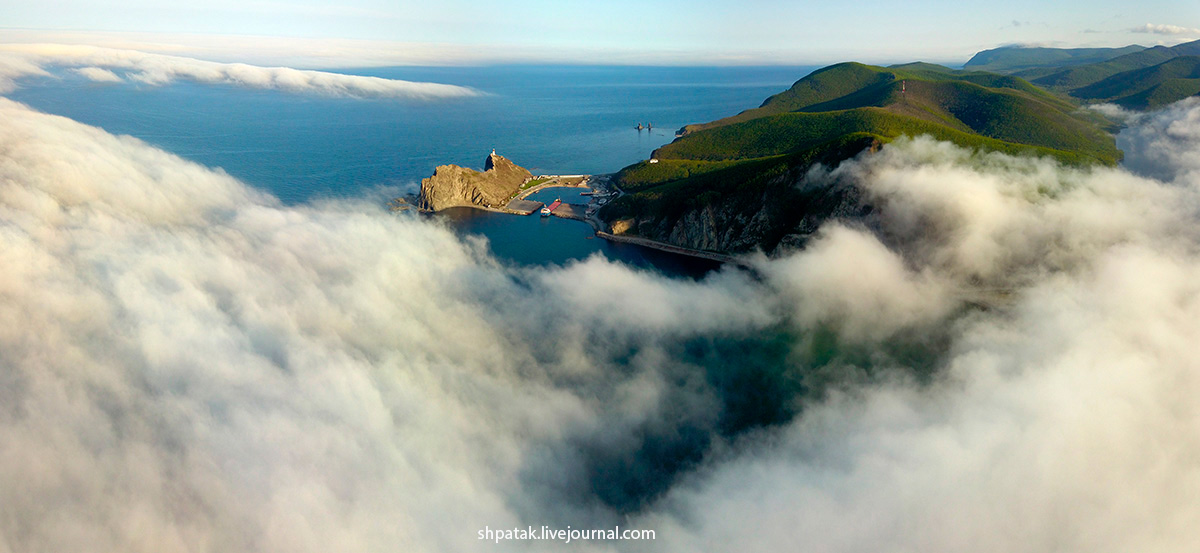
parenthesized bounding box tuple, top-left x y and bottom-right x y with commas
(7, 65, 815, 274)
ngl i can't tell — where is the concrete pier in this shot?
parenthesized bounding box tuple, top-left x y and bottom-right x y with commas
(505, 199, 544, 214)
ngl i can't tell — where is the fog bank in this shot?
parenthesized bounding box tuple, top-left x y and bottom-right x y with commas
(2, 96, 1200, 552)
(0, 44, 480, 99)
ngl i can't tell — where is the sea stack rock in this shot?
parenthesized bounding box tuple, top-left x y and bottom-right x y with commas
(417, 152, 532, 211)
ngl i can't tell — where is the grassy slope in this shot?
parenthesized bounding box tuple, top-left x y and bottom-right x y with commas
(663, 63, 1117, 165)
(681, 62, 892, 132)
(657, 108, 1106, 164)
(683, 62, 1064, 131)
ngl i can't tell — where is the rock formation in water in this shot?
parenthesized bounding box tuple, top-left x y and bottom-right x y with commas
(417, 152, 532, 211)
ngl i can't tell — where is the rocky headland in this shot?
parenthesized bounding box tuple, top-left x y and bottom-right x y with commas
(418, 152, 532, 211)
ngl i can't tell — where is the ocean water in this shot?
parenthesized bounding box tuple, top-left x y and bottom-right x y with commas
(8, 64, 815, 270)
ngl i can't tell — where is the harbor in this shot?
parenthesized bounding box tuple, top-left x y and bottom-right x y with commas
(499, 173, 616, 231)
(497, 173, 741, 268)
(503, 174, 594, 214)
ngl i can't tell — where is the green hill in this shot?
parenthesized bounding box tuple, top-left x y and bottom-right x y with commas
(1071, 56, 1200, 110)
(964, 44, 1147, 73)
(666, 62, 1115, 165)
(679, 62, 892, 132)
(680, 62, 1067, 135)
(599, 62, 1121, 255)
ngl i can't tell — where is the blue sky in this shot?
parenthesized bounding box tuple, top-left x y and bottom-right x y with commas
(2, 0, 1199, 65)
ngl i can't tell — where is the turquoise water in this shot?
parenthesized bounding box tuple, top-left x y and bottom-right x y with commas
(8, 65, 815, 272)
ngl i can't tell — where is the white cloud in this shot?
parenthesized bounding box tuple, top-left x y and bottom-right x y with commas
(71, 66, 123, 82)
(1117, 97, 1200, 182)
(1088, 102, 1133, 121)
(0, 43, 480, 99)
(0, 50, 49, 92)
(4, 93, 1200, 552)
(1129, 23, 1200, 36)
(760, 224, 953, 343)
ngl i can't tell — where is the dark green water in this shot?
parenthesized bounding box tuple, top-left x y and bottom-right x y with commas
(440, 187, 721, 276)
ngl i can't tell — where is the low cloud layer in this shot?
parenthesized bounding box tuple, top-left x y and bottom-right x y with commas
(3, 94, 1200, 553)
(0, 43, 480, 99)
(1117, 97, 1200, 182)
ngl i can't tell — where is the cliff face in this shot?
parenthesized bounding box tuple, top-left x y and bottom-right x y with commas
(606, 160, 870, 256)
(418, 153, 532, 211)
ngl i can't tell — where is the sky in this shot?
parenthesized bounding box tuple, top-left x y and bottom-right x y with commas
(2, 0, 1199, 66)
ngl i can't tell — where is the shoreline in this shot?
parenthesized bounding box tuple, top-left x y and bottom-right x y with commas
(424, 172, 747, 267)
(595, 231, 746, 267)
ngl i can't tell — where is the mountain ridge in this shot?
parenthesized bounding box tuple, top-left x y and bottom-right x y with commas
(964, 44, 1147, 73)
(971, 39, 1200, 110)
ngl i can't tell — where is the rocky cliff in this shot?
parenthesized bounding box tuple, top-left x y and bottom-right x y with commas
(606, 163, 869, 256)
(418, 153, 532, 211)
(602, 136, 880, 257)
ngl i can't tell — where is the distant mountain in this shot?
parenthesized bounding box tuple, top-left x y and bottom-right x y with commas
(1026, 40, 1200, 89)
(1071, 56, 1200, 110)
(967, 39, 1200, 109)
(964, 44, 1147, 73)
(598, 62, 1119, 255)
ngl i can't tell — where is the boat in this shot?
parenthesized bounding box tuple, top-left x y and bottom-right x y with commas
(541, 198, 562, 217)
